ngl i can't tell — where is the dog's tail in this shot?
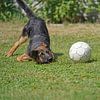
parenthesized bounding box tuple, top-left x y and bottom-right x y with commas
(16, 0, 36, 18)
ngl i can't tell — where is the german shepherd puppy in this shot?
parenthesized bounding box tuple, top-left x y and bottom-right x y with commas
(6, 0, 54, 64)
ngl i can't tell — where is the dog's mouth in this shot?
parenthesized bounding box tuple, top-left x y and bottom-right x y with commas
(43, 57, 53, 64)
(37, 55, 53, 64)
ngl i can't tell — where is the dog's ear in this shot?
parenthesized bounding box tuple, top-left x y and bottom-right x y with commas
(29, 50, 38, 58)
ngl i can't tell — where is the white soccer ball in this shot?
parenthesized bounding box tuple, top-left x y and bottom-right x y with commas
(69, 42, 91, 62)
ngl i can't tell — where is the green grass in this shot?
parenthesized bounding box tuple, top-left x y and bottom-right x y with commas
(0, 22, 100, 100)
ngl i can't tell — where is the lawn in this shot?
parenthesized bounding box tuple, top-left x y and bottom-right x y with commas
(0, 22, 100, 100)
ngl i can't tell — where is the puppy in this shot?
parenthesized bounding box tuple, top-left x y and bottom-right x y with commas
(6, 0, 54, 64)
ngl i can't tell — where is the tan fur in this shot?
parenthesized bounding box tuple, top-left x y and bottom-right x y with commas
(6, 36, 28, 57)
(34, 42, 47, 51)
(17, 53, 32, 62)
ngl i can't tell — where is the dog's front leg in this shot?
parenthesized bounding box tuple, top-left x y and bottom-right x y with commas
(6, 36, 28, 57)
(17, 53, 32, 62)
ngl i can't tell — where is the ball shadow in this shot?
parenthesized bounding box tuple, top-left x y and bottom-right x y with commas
(86, 59, 97, 63)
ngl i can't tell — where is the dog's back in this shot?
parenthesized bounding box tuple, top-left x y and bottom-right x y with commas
(26, 17, 49, 37)
(27, 18, 50, 50)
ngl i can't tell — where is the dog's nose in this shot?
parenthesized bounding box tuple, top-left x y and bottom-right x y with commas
(48, 58, 52, 62)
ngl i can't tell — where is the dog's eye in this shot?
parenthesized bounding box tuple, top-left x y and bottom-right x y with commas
(46, 51, 49, 53)
(41, 52, 44, 55)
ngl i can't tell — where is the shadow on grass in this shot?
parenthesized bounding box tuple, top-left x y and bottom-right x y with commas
(87, 59, 97, 63)
(12, 53, 23, 56)
(54, 52, 64, 61)
(69, 58, 97, 64)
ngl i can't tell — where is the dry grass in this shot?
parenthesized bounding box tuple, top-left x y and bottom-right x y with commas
(48, 23, 100, 35)
(1, 21, 100, 37)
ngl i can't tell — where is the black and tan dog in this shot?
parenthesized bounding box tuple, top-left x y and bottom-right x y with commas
(6, 0, 54, 64)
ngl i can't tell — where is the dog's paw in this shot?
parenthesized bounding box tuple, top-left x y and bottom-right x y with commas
(17, 54, 32, 62)
(5, 51, 13, 57)
(17, 56, 23, 62)
(16, 54, 26, 62)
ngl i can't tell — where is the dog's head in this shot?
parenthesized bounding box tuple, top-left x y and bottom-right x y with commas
(31, 43, 54, 64)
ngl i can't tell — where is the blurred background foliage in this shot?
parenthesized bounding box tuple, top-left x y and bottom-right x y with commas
(0, 0, 100, 23)
(0, 0, 23, 21)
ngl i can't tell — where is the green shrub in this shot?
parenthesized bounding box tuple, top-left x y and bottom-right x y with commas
(0, 0, 22, 21)
(0, 0, 100, 23)
(36, 0, 100, 23)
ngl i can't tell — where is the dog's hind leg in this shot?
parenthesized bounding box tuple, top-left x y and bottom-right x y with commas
(6, 36, 28, 57)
